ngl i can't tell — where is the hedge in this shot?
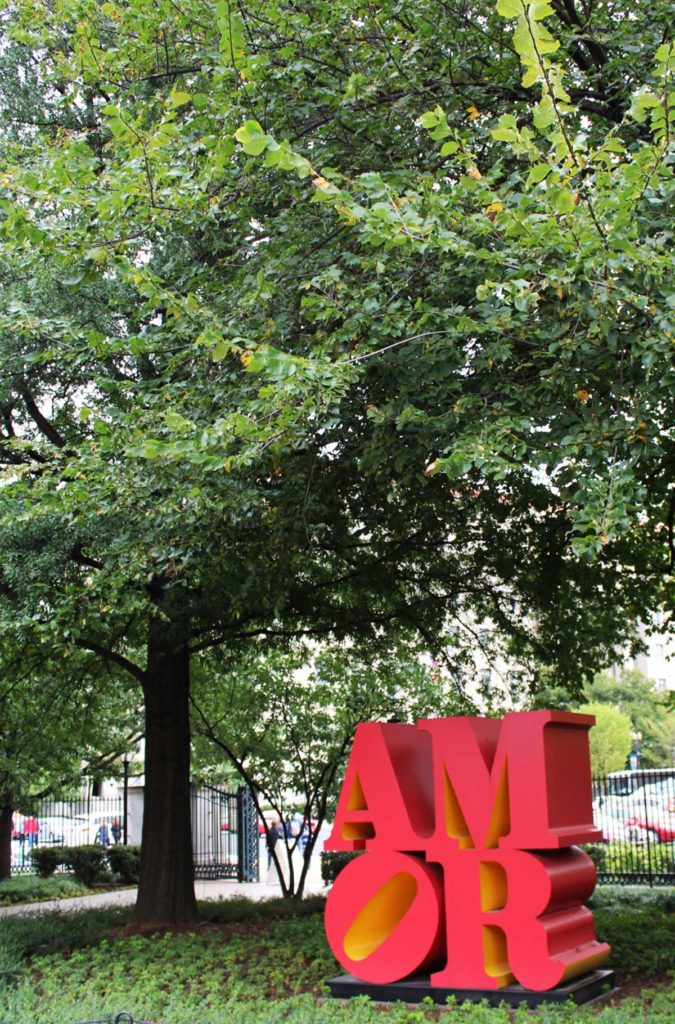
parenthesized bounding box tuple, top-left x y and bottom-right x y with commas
(28, 844, 141, 886)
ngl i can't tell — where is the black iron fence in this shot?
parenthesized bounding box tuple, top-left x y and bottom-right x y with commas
(11, 783, 258, 882)
(587, 769, 675, 886)
(11, 791, 126, 873)
(11, 770, 672, 887)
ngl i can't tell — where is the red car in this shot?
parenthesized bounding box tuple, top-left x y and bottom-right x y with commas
(625, 792, 675, 842)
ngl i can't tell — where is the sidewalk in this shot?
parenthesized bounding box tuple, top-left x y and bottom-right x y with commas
(0, 872, 325, 917)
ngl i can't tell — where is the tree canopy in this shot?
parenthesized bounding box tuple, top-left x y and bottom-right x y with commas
(582, 669, 675, 768)
(0, 0, 672, 922)
(578, 700, 633, 775)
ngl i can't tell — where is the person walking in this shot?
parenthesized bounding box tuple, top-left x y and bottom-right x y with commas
(24, 816, 38, 849)
(95, 819, 110, 848)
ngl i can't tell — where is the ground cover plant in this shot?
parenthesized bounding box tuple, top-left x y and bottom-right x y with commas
(0, 875, 90, 908)
(0, 891, 672, 1023)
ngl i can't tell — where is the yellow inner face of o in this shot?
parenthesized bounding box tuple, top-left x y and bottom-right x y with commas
(343, 872, 418, 961)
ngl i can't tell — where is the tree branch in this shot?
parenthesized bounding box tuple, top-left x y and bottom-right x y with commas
(74, 638, 145, 684)
(20, 387, 67, 448)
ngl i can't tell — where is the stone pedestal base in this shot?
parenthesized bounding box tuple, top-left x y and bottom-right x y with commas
(327, 970, 614, 1008)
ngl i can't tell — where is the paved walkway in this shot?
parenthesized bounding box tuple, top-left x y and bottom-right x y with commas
(0, 876, 326, 917)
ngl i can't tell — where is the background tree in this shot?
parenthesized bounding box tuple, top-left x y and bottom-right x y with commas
(581, 670, 674, 768)
(192, 638, 469, 897)
(0, 0, 671, 925)
(578, 701, 633, 775)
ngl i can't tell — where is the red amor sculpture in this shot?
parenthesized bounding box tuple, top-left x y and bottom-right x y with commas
(324, 711, 610, 992)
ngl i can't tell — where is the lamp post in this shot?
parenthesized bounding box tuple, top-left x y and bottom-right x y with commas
(122, 758, 129, 846)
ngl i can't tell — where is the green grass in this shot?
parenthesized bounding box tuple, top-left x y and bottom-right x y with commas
(0, 874, 90, 907)
(0, 890, 672, 1024)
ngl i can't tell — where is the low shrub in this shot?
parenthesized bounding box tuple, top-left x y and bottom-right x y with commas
(200, 894, 326, 924)
(593, 901, 675, 978)
(107, 844, 141, 884)
(584, 840, 675, 880)
(28, 846, 65, 879)
(0, 875, 87, 908)
(62, 846, 109, 887)
(320, 851, 361, 885)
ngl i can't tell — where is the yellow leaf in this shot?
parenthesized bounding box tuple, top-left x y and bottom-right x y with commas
(468, 165, 482, 180)
(241, 350, 253, 366)
(466, 105, 481, 120)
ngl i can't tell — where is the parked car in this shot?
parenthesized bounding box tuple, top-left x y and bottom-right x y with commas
(592, 796, 650, 843)
(37, 816, 72, 845)
(632, 782, 675, 814)
(623, 793, 675, 843)
(606, 768, 675, 798)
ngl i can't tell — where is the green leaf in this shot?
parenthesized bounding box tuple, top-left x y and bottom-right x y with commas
(168, 90, 190, 108)
(418, 110, 440, 129)
(440, 140, 459, 156)
(234, 120, 268, 156)
(497, 0, 524, 16)
(211, 339, 231, 361)
(527, 163, 552, 184)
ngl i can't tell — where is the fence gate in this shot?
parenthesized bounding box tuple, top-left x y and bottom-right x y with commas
(236, 786, 259, 882)
(191, 784, 259, 882)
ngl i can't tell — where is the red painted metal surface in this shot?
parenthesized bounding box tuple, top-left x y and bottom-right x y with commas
(324, 711, 610, 991)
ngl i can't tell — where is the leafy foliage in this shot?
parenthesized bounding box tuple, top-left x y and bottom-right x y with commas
(107, 845, 141, 885)
(28, 848, 63, 879)
(0, 894, 673, 1021)
(585, 841, 675, 880)
(0, 874, 88, 907)
(193, 639, 468, 896)
(0, 0, 672, 918)
(62, 846, 110, 888)
(320, 851, 361, 885)
(581, 672, 675, 768)
(578, 702, 633, 774)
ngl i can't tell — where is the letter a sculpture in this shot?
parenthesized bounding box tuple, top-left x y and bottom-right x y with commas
(324, 711, 611, 1005)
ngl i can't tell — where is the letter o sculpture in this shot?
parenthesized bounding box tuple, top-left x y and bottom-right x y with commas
(325, 851, 445, 983)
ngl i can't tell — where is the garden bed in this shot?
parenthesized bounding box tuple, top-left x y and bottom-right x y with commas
(0, 890, 672, 1023)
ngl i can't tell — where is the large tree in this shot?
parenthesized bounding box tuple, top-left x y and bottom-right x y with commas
(0, 642, 140, 881)
(0, 0, 671, 925)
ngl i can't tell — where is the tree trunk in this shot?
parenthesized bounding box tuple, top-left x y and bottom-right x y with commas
(0, 795, 13, 881)
(133, 614, 197, 926)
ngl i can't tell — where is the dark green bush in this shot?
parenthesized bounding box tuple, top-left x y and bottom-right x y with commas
(107, 844, 141, 884)
(0, 875, 86, 907)
(201, 894, 326, 924)
(320, 850, 361, 885)
(594, 902, 675, 978)
(62, 846, 109, 887)
(28, 846, 65, 878)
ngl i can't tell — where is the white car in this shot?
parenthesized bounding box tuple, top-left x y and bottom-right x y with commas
(37, 816, 75, 845)
(592, 796, 649, 843)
